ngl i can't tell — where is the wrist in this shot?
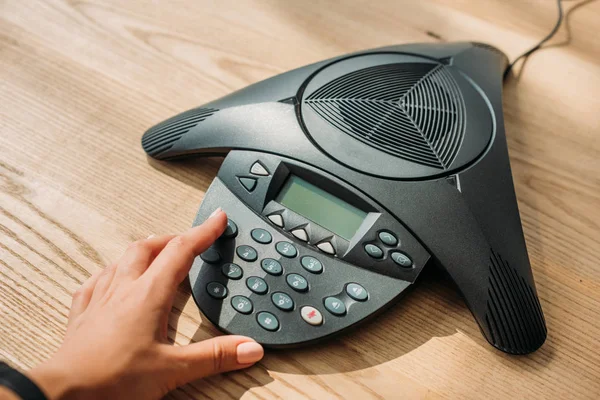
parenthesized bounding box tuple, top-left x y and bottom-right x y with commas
(28, 359, 78, 400)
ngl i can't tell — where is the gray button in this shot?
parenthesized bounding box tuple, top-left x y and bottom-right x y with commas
(246, 276, 268, 294)
(291, 228, 308, 241)
(261, 258, 283, 275)
(221, 263, 243, 280)
(286, 273, 308, 292)
(257, 312, 279, 331)
(364, 243, 383, 259)
(236, 245, 258, 262)
(206, 282, 227, 299)
(272, 292, 294, 311)
(301, 256, 323, 274)
(250, 162, 269, 176)
(300, 306, 323, 326)
(231, 295, 253, 314)
(276, 241, 297, 258)
(324, 296, 346, 316)
(316, 241, 335, 255)
(221, 219, 238, 239)
(378, 231, 398, 246)
(391, 252, 413, 268)
(346, 283, 368, 301)
(200, 248, 221, 264)
(267, 214, 284, 227)
(251, 228, 272, 244)
(238, 177, 257, 192)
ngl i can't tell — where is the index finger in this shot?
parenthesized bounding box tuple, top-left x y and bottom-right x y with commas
(142, 209, 227, 291)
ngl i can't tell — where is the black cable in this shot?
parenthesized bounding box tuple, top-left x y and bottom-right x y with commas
(503, 0, 564, 80)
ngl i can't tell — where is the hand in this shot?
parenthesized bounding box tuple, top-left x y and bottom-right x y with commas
(27, 209, 264, 400)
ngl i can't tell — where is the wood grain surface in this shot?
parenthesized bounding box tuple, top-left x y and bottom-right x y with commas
(1, 0, 599, 399)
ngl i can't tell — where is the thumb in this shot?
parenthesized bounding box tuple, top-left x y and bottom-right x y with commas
(170, 335, 264, 383)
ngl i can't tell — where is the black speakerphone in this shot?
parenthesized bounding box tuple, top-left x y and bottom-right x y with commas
(142, 42, 547, 354)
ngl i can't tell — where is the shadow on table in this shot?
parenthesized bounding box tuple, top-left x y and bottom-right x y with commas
(170, 257, 466, 373)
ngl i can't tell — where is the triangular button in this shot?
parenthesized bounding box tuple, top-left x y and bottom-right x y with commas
(238, 177, 257, 192)
(250, 162, 269, 176)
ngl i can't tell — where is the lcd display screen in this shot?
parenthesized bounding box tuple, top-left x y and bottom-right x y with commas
(276, 175, 367, 240)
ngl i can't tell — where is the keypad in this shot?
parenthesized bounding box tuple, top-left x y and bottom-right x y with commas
(206, 282, 227, 299)
(324, 296, 346, 316)
(236, 245, 258, 262)
(199, 214, 386, 336)
(251, 228, 272, 244)
(391, 252, 413, 268)
(221, 219, 238, 239)
(346, 283, 368, 301)
(221, 263, 243, 280)
(257, 312, 279, 331)
(247, 276, 268, 294)
(261, 258, 283, 276)
(276, 241, 297, 258)
(272, 292, 294, 311)
(231, 295, 253, 314)
(378, 231, 398, 246)
(301, 256, 323, 274)
(200, 248, 221, 264)
(286, 273, 308, 292)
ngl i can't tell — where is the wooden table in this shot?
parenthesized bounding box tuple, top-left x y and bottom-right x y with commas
(1, 1, 599, 398)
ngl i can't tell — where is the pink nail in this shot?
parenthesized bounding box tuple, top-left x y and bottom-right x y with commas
(147, 234, 156, 239)
(208, 207, 222, 219)
(236, 341, 264, 364)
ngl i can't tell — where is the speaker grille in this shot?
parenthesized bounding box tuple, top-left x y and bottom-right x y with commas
(304, 63, 466, 169)
(485, 250, 547, 354)
(142, 108, 217, 157)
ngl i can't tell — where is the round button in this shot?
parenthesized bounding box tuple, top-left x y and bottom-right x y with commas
(257, 312, 279, 331)
(246, 276, 268, 294)
(301, 256, 323, 274)
(276, 241, 297, 258)
(364, 244, 383, 259)
(300, 306, 323, 326)
(391, 252, 413, 268)
(271, 292, 294, 311)
(221, 219, 238, 239)
(324, 296, 347, 316)
(378, 231, 398, 246)
(251, 228, 272, 244)
(221, 263, 243, 280)
(236, 245, 258, 262)
(346, 283, 368, 301)
(206, 282, 227, 299)
(231, 295, 253, 314)
(286, 273, 308, 292)
(261, 258, 283, 276)
(200, 248, 221, 264)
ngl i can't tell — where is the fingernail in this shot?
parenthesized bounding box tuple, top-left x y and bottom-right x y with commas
(236, 341, 264, 364)
(208, 207, 222, 219)
(147, 234, 156, 239)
